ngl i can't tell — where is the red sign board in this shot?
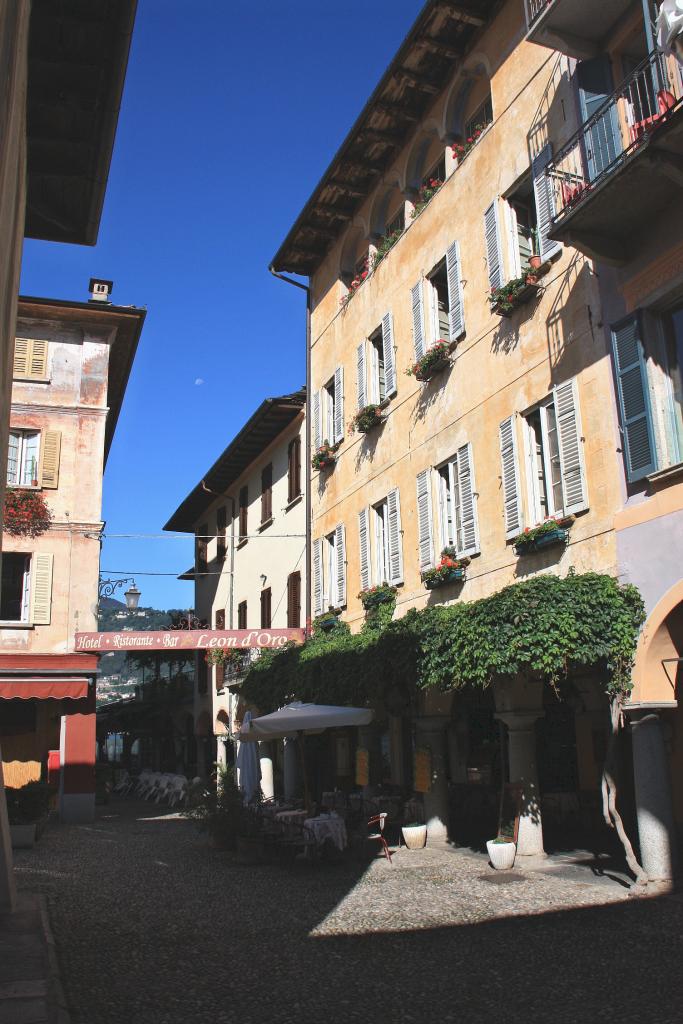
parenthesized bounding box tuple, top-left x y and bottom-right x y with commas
(74, 628, 305, 653)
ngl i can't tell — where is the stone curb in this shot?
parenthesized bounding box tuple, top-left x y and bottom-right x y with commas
(37, 895, 70, 1024)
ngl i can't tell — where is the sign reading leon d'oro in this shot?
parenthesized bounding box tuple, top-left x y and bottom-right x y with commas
(74, 628, 305, 653)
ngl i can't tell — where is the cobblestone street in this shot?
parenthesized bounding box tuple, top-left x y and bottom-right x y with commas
(12, 800, 683, 1024)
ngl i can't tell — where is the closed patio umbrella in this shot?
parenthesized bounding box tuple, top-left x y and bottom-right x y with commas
(236, 711, 261, 803)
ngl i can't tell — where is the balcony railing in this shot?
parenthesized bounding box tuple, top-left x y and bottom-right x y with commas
(547, 50, 683, 222)
(526, 0, 551, 25)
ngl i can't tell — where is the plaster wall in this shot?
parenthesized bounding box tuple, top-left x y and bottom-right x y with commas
(309, 2, 621, 630)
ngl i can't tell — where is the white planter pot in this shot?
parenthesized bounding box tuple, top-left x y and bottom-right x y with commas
(402, 824, 427, 850)
(10, 823, 36, 849)
(486, 838, 516, 870)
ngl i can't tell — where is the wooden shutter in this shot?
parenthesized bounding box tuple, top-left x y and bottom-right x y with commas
(239, 486, 248, 541)
(358, 508, 371, 591)
(499, 416, 523, 538)
(38, 431, 61, 489)
(416, 469, 434, 572)
(287, 571, 301, 628)
(334, 523, 346, 607)
(215, 609, 225, 629)
(312, 538, 324, 616)
(446, 241, 466, 341)
(381, 311, 397, 397)
(261, 463, 272, 523)
(484, 201, 504, 292)
(29, 340, 48, 379)
(196, 524, 208, 572)
(333, 366, 344, 443)
(611, 315, 657, 482)
(553, 377, 588, 514)
(260, 587, 272, 628)
(30, 552, 53, 625)
(13, 339, 29, 378)
(313, 390, 322, 448)
(238, 601, 247, 629)
(288, 437, 301, 502)
(532, 143, 561, 262)
(386, 487, 403, 586)
(455, 443, 479, 556)
(411, 281, 426, 360)
(355, 342, 368, 412)
(216, 506, 227, 560)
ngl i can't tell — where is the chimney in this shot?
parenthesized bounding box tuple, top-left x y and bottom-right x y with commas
(88, 278, 113, 303)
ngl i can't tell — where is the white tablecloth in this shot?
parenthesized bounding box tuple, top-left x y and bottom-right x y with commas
(303, 814, 347, 851)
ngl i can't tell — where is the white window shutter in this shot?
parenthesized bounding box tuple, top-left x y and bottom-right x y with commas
(333, 366, 344, 443)
(484, 200, 504, 292)
(381, 311, 397, 397)
(30, 552, 53, 625)
(499, 416, 523, 538)
(411, 281, 425, 360)
(313, 390, 322, 449)
(553, 377, 588, 515)
(356, 342, 367, 410)
(312, 539, 324, 616)
(416, 470, 434, 572)
(446, 241, 465, 341)
(386, 487, 403, 586)
(334, 523, 346, 607)
(532, 143, 562, 262)
(456, 443, 479, 556)
(358, 508, 371, 591)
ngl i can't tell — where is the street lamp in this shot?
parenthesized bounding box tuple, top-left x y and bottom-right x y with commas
(98, 577, 141, 610)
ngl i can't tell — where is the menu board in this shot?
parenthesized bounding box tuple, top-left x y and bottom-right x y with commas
(414, 747, 432, 793)
(355, 748, 369, 787)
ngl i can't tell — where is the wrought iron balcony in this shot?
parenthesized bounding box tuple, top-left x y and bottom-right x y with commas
(526, 0, 638, 59)
(546, 50, 683, 263)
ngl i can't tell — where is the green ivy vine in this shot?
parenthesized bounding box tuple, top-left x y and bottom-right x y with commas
(242, 572, 645, 713)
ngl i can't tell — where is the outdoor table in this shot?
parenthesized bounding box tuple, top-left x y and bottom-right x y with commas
(275, 809, 308, 834)
(303, 813, 348, 851)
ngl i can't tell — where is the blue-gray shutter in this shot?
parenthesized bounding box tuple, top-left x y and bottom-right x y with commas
(411, 281, 426, 360)
(553, 377, 588, 514)
(333, 366, 344, 443)
(532, 143, 561, 262)
(382, 311, 397, 397)
(446, 240, 466, 340)
(484, 201, 504, 292)
(611, 315, 657, 481)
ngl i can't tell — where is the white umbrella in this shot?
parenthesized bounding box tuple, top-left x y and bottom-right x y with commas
(238, 701, 373, 741)
(236, 711, 261, 803)
(657, 0, 683, 60)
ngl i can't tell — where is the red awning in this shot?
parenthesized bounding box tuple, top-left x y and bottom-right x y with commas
(0, 677, 90, 700)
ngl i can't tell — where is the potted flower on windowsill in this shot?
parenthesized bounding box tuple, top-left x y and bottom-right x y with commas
(371, 228, 404, 269)
(490, 274, 540, 317)
(451, 123, 488, 165)
(314, 612, 341, 633)
(311, 440, 341, 472)
(350, 404, 384, 435)
(406, 339, 452, 382)
(513, 514, 575, 555)
(410, 178, 444, 219)
(422, 549, 469, 590)
(340, 260, 370, 312)
(358, 583, 397, 610)
(3, 487, 52, 538)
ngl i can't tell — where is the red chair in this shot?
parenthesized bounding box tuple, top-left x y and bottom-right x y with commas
(367, 813, 392, 864)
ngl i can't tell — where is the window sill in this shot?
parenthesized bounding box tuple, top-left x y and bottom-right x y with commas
(283, 494, 303, 512)
(258, 517, 274, 533)
(0, 621, 33, 629)
(13, 377, 50, 385)
(647, 461, 683, 489)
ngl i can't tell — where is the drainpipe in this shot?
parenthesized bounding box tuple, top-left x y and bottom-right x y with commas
(228, 496, 236, 628)
(269, 267, 312, 635)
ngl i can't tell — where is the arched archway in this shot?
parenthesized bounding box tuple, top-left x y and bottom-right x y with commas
(630, 581, 683, 705)
(444, 58, 493, 143)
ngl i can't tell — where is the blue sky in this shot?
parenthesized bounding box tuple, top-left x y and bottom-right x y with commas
(19, 0, 420, 610)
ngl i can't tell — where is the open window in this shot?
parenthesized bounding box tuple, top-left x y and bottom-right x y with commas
(0, 553, 31, 622)
(385, 203, 405, 236)
(465, 93, 493, 141)
(358, 489, 403, 591)
(312, 525, 346, 615)
(505, 173, 538, 278)
(7, 430, 40, 486)
(314, 368, 344, 448)
(421, 152, 446, 189)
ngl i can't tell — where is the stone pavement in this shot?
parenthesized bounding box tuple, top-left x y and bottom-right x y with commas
(11, 800, 683, 1023)
(0, 891, 67, 1024)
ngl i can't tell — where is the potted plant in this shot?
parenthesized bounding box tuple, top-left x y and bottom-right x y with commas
(451, 123, 488, 164)
(422, 549, 469, 589)
(410, 177, 444, 219)
(514, 514, 575, 555)
(350, 404, 384, 435)
(489, 274, 540, 317)
(358, 583, 397, 609)
(3, 487, 52, 538)
(401, 821, 427, 850)
(371, 227, 403, 269)
(311, 439, 341, 471)
(406, 339, 452, 382)
(314, 612, 341, 633)
(6, 781, 51, 849)
(486, 835, 517, 870)
(340, 260, 369, 311)
(184, 766, 248, 851)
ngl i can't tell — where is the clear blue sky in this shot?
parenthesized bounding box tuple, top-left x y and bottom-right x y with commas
(19, 0, 420, 610)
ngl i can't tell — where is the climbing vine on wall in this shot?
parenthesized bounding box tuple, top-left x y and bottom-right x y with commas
(241, 572, 645, 713)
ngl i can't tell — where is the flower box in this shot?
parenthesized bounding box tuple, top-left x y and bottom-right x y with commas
(315, 614, 340, 633)
(407, 340, 452, 383)
(359, 585, 397, 609)
(415, 357, 450, 382)
(3, 487, 52, 538)
(424, 567, 466, 589)
(350, 404, 384, 435)
(514, 517, 574, 556)
(311, 441, 340, 472)
(491, 278, 539, 317)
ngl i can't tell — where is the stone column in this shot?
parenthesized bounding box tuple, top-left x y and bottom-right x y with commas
(495, 711, 545, 858)
(416, 716, 450, 845)
(259, 741, 274, 802)
(283, 735, 301, 801)
(630, 711, 678, 885)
